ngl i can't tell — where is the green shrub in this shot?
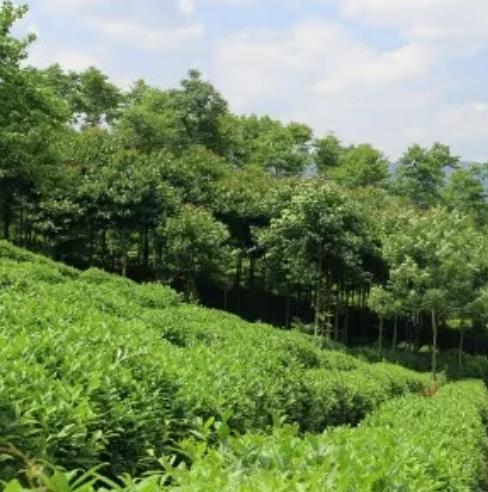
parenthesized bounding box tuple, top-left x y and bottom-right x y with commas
(156, 381, 488, 492)
(0, 242, 429, 483)
(7, 382, 486, 491)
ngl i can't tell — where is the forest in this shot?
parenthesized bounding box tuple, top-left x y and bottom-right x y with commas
(3, 1, 488, 490)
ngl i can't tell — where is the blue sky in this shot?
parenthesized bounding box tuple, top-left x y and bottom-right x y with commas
(17, 0, 488, 161)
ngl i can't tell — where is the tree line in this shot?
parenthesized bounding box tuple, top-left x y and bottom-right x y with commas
(3, 1, 488, 375)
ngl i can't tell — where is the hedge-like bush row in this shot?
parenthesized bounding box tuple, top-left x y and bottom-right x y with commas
(156, 380, 488, 491)
(0, 241, 429, 482)
(352, 345, 488, 385)
(5, 381, 486, 491)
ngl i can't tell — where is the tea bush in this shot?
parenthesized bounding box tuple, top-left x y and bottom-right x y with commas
(0, 241, 430, 482)
(156, 380, 488, 491)
(5, 381, 486, 491)
(352, 345, 488, 385)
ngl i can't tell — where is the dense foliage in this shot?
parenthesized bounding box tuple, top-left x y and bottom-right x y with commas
(3, 1, 488, 369)
(5, 381, 487, 491)
(0, 240, 430, 484)
(3, 2, 488, 490)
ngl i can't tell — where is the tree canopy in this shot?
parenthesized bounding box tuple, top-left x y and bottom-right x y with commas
(3, 1, 488, 377)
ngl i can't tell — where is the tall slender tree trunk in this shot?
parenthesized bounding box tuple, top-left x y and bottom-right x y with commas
(392, 316, 398, 352)
(431, 309, 438, 380)
(235, 253, 242, 288)
(414, 312, 421, 351)
(2, 200, 11, 240)
(334, 286, 340, 340)
(324, 272, 332, 341)
(19, 206, 24, 245)
(182, 275, 198, 302)
(223, 288, 228, 310)
(142, 227, 149, 269)
(314, 247, 324, 338)
(248, 257, 255, 288)
(342, 306, 349, 344)
(314, 282, 322, 337)
(378, 317, 384, 354)
(88, 220, 95, 264)
(458, 320, 465, 368)
(334, 307, 340, 340)
(284, 294, 291, 329)
(122, 256, 128, 277)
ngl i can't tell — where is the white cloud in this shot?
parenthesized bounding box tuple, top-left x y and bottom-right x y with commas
(42, 0, 105, 12)
(215, 21, 359, 104)
(214, 19, 437, 104)
(27, 45, 100, 71)
(211, 19, 448, 159)
(178, 0, 197, 15)
(417, 102, 488, 161)
(337, 0, 488, 54)
(91, 19, 205, 52)
(178, 0, 256, 15)
(24, 0, 488, 161)
(52, 51, 100, 71)
(315, 43, 435, 93)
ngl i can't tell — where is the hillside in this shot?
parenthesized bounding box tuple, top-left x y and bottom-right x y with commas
(1, 241, 488, 491)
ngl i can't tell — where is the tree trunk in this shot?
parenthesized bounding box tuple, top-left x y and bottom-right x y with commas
(314, 282, 321, 337)
(248, 257, 255, 288)
(334, 306, 340, 341)
(184, 276, 198, 302)
(378, 317, 384, 354)
(121, 254, 128, 277)
(414, 312, 421, 351)
(333, 286, 340, 340)
(235, 253, 242, 288)
(431, 309, 438, 380)
(223, 288, 228, 310)
(392, 316, 398, 352)
(2, 199, 11, 240)
(143, 227, 149, 269)
(342, 307, 349, 344)
(458, 322, 464, 368)
(18, 205, 24, 245)
(314, 247, 324, 338)
(88, 220, 95, 264)
(284, 294, 291, 329)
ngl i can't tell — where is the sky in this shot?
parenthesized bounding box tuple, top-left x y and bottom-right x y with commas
(16, 0, 488, 161)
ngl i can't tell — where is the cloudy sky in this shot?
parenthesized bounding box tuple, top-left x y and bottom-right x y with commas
(17, 0, 488, 161)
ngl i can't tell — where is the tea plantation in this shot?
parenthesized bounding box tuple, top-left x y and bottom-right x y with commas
(1, 241, 487, 491)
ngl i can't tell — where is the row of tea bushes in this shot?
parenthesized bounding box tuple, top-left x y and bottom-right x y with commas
(352, 345, 488, 385)
(154, 380, 488, 491)
(0, 241, 429, 481)
(5, 381, 487, 491)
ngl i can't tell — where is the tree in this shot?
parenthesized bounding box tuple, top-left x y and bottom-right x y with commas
(314, 134, 343, 173)
(259, 181, 374, 338)
(162, 205, 232, 299)
(41, 65, 122, 128)
(331, 144, 389, 188)
(158, 145, 231, 208)
(443, 164, 488, 226)
(74, 67, 122, 127)
(382, 208, 483, 378)
(393, 143, 459, 208)
(228, 115, 312, 176)
(368, 285, 403, 352)
(93, 151, 179, 276)
(116, 86, 188, 154)
(212, 167, 277, 291)
(0, 1, 68, 239)
(168, 69, 229, 155)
